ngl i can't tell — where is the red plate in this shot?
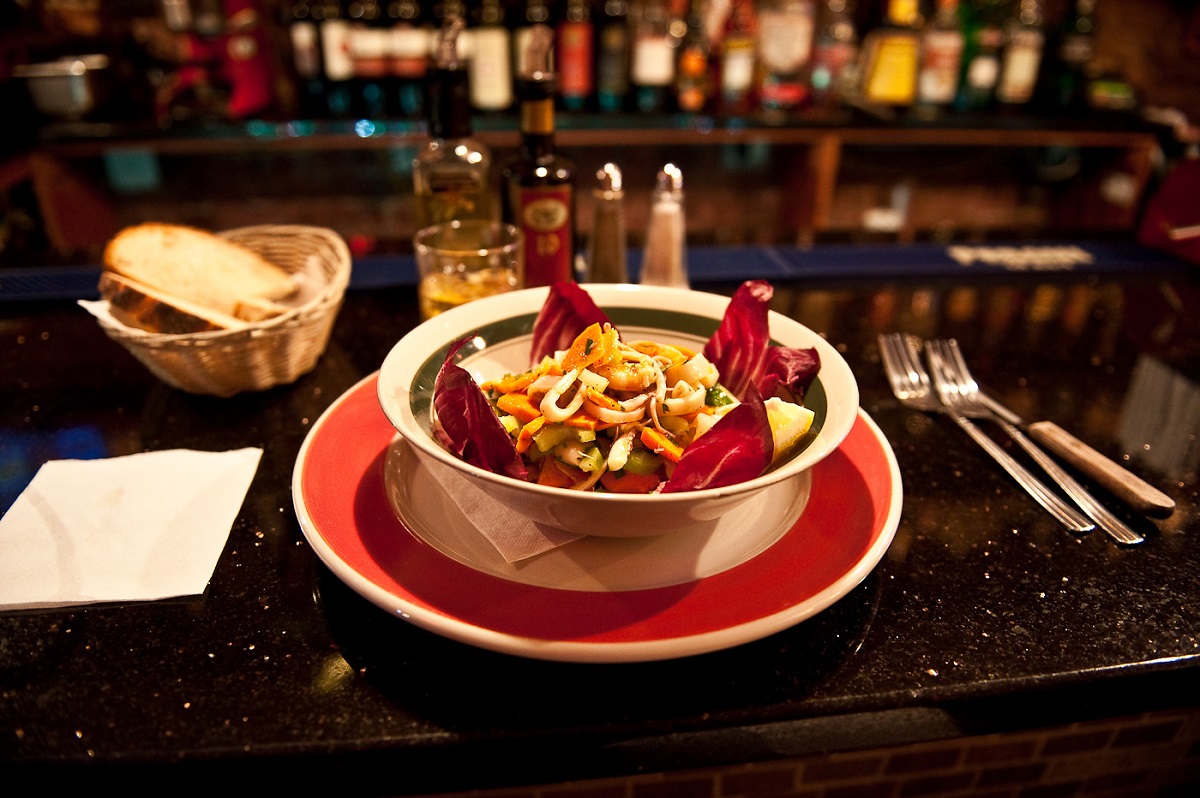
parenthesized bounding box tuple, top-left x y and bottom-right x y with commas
(293, 374, 902, 662)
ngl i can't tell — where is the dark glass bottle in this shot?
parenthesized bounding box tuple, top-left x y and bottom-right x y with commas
(809, 0, 858, 108)
(629, 0, 675, 112)
(1050, 0, 1096, 111)
(954, 0, 1006, 111)
(717, 0, 758, 114)
(995, 0, 1045, 106)
(558, 0, 595, 110)
(386, 0, 430, 118)
(287, 0, 328, 118)
(674, 0, 713, 113)
(596, 0, 632, 111)
(348, 0, 390, 118)
(468, 0, 514, 112)
(501, 25, 577, 288)
(319, 0, 355, 117)
(414, 15, 493, 226)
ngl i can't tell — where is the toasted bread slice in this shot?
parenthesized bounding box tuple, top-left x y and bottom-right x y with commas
(99, 271, 247, 334)
(103, 223, 297, 319)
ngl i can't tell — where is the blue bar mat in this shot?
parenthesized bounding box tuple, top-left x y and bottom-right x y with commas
(1, 240, 1190, 302)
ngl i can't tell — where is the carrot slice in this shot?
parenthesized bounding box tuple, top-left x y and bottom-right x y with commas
(562, 322, 617, 372)
(640, 427, 685, 463)
(515, 416, 546, 454)
(600, 469, 662, 494)
(496, 392, 541, 424)
(537, 458, 585, 488)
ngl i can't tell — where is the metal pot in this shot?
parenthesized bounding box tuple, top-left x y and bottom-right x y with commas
(14, 54, 110, 120)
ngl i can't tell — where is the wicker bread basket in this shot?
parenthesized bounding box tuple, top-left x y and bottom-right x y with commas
(92, 225, 351, 397)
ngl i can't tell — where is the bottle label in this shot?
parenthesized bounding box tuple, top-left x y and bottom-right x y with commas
(721, 40, 755, 96)
(864, 35, 919, 105)
(757, 10, 815, 74)
(516, 186, 573, 287)
(391, 26, 431, 78)
(322, 20, 354, 82)
(290, 21, 320, 79)
(918, 30, 964, 104)
(558, 21, 594, 98)
(467, 29, 514, 110)
(997, 30, 1044, 104)
(632, 34, 674, 86)
(966, 53, 999, 90)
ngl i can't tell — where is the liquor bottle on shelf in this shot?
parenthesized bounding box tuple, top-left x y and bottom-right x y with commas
(674, 0, 713, 113)
(319, 0, 355, 117)
(287, 0, 328, 118)
(385, 0, 431, 118)
(586, 162, 628, 283)
(995, 0, 1044, 106)
(916, 0, 965, 110)
(756, 0, 817, 111)
(629, 0, 676, 112)
(717, 0, 758, 115)
(514, 0, 554, 81)
(954, 0, 1006, 111)
(414, 15, 492, 227)
(809, 0, 858, 108)
(467, 0, 513, 112)
(348, 0, 390, 117)
(1047, 0, 1095, 111)
(501, 25, 577, 288)
(858, 0, 922, 108)
(596, 0, 632, 111)
(557, 0, 595, 110)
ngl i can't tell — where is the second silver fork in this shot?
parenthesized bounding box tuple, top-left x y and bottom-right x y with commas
(879, 333, 1094, 533)
(925, 339, 1144, 546)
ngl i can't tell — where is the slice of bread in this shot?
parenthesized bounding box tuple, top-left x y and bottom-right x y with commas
(103, 223, 297, 320)
(99, 271, 249, 333)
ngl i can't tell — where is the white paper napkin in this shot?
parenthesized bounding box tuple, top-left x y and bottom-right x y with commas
(420, 454, 581, 563)
(0, 448, 263, 611)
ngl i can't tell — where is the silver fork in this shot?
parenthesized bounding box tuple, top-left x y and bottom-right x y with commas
(925, 338, 1144, 546)
(878, 333, 1094, 533)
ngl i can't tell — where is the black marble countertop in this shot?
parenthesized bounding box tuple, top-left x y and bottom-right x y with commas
(2, 243, 1198, 794)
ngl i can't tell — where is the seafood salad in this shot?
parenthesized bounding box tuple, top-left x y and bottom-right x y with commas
(432, 280, 822, 494)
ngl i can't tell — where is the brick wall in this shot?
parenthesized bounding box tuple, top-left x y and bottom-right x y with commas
(418, 708, 1200, 798)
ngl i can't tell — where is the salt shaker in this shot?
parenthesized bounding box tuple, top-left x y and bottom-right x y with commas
(586, 162, 628, 283)
(639, 163, 688, 288)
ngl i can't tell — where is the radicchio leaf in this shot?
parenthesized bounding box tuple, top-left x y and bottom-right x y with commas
(760, 345, 821, 402)
(702, 280, 773, 400)
(432, 336, 527, 481)
(530, 281, 612, 365)
(704, 279, 820, 401)
(662, 387, 772, 493)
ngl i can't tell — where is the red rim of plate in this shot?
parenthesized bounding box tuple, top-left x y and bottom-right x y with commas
(292, 373, 902, 663)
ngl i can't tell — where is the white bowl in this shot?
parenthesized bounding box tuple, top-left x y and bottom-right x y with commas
(377, 284, 859, 537)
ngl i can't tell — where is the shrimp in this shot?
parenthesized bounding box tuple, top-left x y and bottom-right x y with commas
(592, 347, 660, 392)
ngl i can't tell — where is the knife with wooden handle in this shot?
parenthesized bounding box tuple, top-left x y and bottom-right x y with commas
(980, 395, 1176, 519)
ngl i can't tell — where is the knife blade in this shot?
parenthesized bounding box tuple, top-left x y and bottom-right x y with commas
(979, 394, 1176, 519)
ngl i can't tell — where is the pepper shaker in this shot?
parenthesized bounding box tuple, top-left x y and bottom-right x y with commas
(586, 162, 628, 283)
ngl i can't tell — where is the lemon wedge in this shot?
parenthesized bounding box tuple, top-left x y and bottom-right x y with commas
(765, 397, 815, 461)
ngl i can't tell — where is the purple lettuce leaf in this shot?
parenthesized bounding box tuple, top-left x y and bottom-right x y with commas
(760, 345, 821, 402)
(432, 336, 527, 481)
(662, 387, 772, 493)
(703, 279, 820, 401)
(530, 281, 612, 365)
